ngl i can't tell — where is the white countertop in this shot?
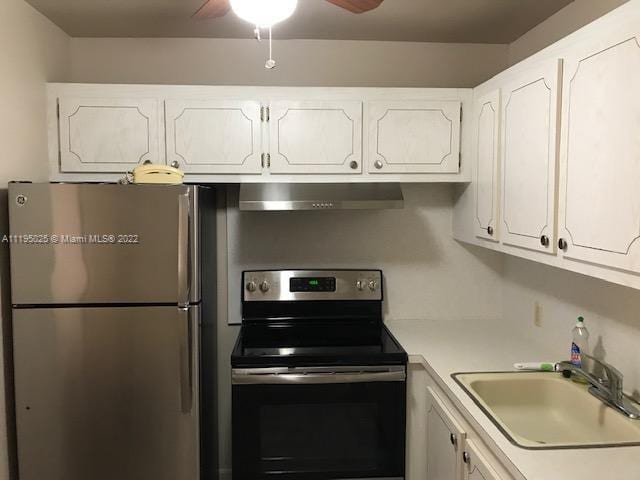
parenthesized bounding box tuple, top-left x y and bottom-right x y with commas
(385, 318, 640, 480)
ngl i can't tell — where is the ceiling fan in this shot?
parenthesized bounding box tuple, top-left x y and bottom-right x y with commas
(193, 0, 384, 69)
(193, 0, 385, 20)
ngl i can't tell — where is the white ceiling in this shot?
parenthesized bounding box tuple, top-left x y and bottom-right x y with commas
(25, 0, 574, 43)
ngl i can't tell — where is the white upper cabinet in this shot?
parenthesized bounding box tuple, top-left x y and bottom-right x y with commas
(368, 100, 461, 174)
(268, 100, 362, 174)
(473, 90, 501, 241)
(58, 96, 161, 173)
(557, 25, 640, 273)
(165, 99, 262, 174)
(500, 59, 562, 254)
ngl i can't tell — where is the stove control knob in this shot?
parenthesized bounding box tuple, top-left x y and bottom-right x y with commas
(368, 280, 378, 291)
(356, 280, 365, 291)
(246, 281, 257, 292)
(259, 280, 270, 293)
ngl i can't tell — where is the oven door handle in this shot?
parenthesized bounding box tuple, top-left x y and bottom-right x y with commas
(232, 369, 406, 385)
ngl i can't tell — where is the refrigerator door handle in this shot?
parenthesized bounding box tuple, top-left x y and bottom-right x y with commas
(179, 306, 194, 414)
(178, 192, 191, 307)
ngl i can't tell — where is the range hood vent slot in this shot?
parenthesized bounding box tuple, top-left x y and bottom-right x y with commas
(239, 183, 404, 211)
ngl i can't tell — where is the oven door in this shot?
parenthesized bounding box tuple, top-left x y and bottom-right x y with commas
(232, 366, 406, 480)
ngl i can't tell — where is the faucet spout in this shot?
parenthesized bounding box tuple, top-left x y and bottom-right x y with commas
(556, 354, 640, 419)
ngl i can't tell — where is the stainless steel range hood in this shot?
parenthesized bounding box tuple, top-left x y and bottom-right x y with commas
(239, 183, 404, 211)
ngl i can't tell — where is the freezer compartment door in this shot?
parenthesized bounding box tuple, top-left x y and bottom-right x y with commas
(8, 183, 200, 305)
(13, 306, 200, 480)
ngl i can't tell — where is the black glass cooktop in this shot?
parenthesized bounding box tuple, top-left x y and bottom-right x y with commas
(231, 320, 407, 368)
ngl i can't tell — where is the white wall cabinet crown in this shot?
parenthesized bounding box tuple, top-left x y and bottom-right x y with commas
(48, 85, 471, 183)
(164, 99, 263, 174)
(57, 96, 162, 173)
(368, 100, 461, 174)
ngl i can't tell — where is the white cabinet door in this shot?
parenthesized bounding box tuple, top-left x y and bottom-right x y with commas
(368, 100, 461, 174)
(464, 440, 503, 480)
(557, 25, 640, 273)
(268, 100, 362, 174)
(165, 99, 262, 174)
(426, 387, 465, 480)
(500, 59, 561, 253)
(58, 97, 161, 173)
(473, 90, 501, 241)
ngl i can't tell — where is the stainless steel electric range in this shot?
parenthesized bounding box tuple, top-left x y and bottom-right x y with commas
(231, 269, 407, 480)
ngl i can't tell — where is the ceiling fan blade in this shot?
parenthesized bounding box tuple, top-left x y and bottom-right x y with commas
(326, 0, 384, 14)
(192, 0, 231, 19)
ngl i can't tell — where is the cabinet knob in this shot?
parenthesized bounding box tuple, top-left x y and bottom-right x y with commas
(558, 238, 568, 251)
(246, 281, 257, 292)
(463, 451, 470, 464)
(374, 160, 384, 170)
(350, 160, 358, 170)
(170, 160, 180, 169)
(540, 235, 550, 247)
(449, 433, 457, 447)
(487, 226, 494, 236)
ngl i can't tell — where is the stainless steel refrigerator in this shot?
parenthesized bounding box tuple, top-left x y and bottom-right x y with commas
(8, 183, 217, 480)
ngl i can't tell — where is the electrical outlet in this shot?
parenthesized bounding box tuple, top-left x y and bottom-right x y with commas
(534, 301, 543, 327)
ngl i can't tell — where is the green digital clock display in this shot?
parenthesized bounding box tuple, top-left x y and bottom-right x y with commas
(290, 277, 336, 292)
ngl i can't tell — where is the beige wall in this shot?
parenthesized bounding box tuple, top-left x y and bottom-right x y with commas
(70, 38, 508, 88)
(0, 1, 70, 479)
(508, 0, 629, 65)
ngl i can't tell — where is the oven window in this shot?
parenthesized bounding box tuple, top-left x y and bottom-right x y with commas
(260, 402, 378, 472)
(233, 381, 405, 480)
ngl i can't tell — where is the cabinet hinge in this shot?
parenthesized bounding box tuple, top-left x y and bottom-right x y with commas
(460, 106, 463, 122)
(459, 152, 462, 168)
(261, 153, 271, 168)
(56, 100, 60, 119)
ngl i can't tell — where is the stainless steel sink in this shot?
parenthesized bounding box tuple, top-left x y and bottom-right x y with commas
(452, 371, 640, 449)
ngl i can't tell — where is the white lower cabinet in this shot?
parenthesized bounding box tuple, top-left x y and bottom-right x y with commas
(407, 364, 514, 480)
(57, 96, 162, 173)
(368, 100, 461, 174)
(164, 99, 263, 174)
(426, 387, 466, 480)
(268, 100, 363, 174)
(464, 440, 502, 480)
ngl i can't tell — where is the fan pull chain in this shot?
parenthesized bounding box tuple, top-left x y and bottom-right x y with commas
(265, 26, 276, 69)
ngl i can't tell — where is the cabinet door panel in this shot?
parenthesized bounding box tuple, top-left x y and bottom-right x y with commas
(473, 90, 501, 241)
(558, 28, 640, 273)
(269, 100, 362, 174)
(464, 440, 502, 480)
(500, 59, 561, 253)
(165, 100, 262, 174)
(58, 97, 161, 173)
(426, 387, 465, 480)
(369, 100, 461, 174)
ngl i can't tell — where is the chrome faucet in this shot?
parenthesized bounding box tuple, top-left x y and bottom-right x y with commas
(557, 354, 640, 419)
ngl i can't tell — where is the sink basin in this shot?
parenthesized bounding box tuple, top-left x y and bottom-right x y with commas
(452, 371, 640, 449)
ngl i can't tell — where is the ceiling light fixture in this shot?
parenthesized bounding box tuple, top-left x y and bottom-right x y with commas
(230, 0, 298, 69)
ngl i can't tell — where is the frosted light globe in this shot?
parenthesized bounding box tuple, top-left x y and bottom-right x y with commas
(230, 0, 298, 28)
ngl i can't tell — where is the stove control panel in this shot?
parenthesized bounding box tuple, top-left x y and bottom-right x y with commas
(243, 270, 382, 302)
